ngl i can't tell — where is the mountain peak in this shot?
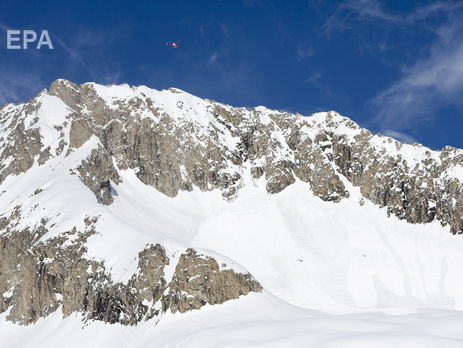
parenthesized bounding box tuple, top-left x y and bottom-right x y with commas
(1, 78, 462, 232)
(1, 78, 463, 331)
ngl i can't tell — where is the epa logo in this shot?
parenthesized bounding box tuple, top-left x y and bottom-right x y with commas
(7, 30, 54, 49)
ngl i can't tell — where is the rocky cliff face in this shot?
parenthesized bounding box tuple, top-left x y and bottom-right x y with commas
(0, 212, 260, 325)
(0, 79, 462, 326)
(47, 79, 463, 233)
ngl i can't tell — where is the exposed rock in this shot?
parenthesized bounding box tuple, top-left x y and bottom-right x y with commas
(0, 216, 261, 325)
(69, 119, 92, 149)
(250, 166, 264, 179)
(2, 80, 462, 229)
(49, 79, 81, 108)
(1, 78, 463, 328)
(165, 249, 262, 314)
(76, 148, 121, 205)
(0, 125, 42, 184)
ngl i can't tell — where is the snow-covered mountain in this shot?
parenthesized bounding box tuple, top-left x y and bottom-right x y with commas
(1, 79, 463, 347)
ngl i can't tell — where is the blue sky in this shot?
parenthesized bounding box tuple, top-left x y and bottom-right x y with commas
(1, 0, 462, 149)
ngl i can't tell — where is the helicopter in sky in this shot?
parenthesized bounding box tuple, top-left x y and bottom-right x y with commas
(165, 40, 180, 48)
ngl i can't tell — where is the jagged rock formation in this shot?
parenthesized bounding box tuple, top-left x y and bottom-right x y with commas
(0, 213, 260, 325)
(4, 79, 456, 233)
(76, 149, 121, 205)
(166, 248, 261, 314)
(0, 78, 463, 326)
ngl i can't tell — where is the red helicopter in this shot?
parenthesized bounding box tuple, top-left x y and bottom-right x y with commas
(165, 40, 180, 48)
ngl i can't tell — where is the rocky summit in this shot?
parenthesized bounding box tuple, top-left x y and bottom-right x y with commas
(0, 79, 462, 326)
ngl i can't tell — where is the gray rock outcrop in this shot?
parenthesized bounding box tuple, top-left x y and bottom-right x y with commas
(1, 79, 461, 233)
(0, 214, 261, 325)
(0, 78, 463, 327)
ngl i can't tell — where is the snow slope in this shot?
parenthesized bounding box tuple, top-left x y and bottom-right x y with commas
(3, 153, 463, 346)
(2, 82, 463, 346)
(2, 293, 463, 348)
(3, 145, 463, 313)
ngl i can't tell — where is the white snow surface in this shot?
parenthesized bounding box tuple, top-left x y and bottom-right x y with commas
(1, 82, 463, 346)
(3, 292, 463, 348)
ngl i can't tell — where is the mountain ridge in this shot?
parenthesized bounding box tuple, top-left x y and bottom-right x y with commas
(1, 79, 462, 232)
(1, 79, 463, 328)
